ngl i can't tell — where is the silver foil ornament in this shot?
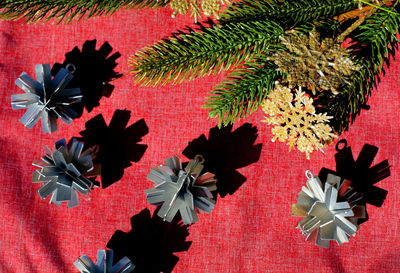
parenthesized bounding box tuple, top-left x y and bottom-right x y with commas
(74, 249, 135, 273)
(145, 155, 217, 225)
(292, 171, 365, 248)
(11, 63, 81, 133)
(32, 139, 97, 208)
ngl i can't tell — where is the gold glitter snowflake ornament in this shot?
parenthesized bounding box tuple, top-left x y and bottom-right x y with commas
(268, 30, 360, 95)
(262, 84, 337, 159)
(170, 0, 230, 22)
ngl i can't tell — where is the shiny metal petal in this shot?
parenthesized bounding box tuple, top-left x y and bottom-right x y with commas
(146, 155, 216, 225)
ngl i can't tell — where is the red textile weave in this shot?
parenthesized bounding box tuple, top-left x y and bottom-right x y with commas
(0, 7, 399, 273)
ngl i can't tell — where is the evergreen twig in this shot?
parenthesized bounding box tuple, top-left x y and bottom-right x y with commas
(0, 0, 170, 23)
(130, 20, 284, 85)
(129, 0, 357, 86)
(317, 6, 400, 134)
(128, 0, 399, 132)
(203, 21, 341, 127)
(219, 0, 357, 26)
(336, 0, 391, 42)
(203, 59, 282, 127)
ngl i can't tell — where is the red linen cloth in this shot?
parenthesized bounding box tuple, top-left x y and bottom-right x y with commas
(0, 7, 399, 273)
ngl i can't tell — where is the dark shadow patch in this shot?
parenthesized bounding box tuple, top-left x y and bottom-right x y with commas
(107, 208, 191, 273)
(319, 139, 390, 225)
(78, 110, 148, 188)
(183, 123, 262, 198)
(1, 32, 15, 45)
(52, 39, 122, 117)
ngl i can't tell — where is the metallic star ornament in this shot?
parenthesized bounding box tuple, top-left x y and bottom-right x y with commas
(32, 139, 98, 208)
(74, 249, 135, 273)
(11, 63, 81, 133)
(145, 155, 217, 225)
(292, 171, 365, 248)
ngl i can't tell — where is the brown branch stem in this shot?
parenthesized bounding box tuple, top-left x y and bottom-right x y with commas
(336, 0, 393, 42)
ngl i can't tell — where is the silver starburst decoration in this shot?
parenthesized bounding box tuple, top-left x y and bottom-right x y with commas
(292, 171, 365, 248)
(11, 63, 81, 133)
(32, 139, 97, 208)
(145, 155, 217, 225)
(74, 249, 135, 273)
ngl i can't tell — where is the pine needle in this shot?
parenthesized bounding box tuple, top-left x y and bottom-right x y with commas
(204, 59, 282, 127)
(316, 6, 400, 134)
(130, 20, 285, 86)
(219, 0, 358, 26)
(0, 0, 170, 23)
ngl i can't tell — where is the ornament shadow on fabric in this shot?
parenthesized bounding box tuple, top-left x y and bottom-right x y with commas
(32, 138, 100, 208)
(145, 155, 217, 225)
(183, 123, 262, 198)
(52, 39, 122, 118)
(107, 208, 192, 273)
(74, 249, 134, 273)
(318, 139, 390, 225)
(78, 109, 148, 189)
(11, 63, 81, 133)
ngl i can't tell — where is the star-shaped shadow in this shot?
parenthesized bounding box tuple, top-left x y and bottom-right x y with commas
(107, 208, 191, 273)
(182, 123, 262, 198)
(319, 139, 390, 224)
(52, 39, 122, 117)
(78, 110, 148, 188)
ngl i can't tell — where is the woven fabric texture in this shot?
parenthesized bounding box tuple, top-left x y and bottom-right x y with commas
(0, 7, 399, 273)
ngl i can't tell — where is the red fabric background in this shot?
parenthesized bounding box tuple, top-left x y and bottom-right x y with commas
(0, 7, 399, 273)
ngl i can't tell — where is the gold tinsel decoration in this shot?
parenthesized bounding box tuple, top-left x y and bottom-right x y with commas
(268, 30, 360, 95)
(261, 83, 337, 159)
(170, 0, 230, 22)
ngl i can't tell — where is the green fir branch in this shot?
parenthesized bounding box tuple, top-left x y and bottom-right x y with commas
(128, 0, 399, 129)
(219, 0, 357, 26)
(316, 6, 400, 134)
(130, 20, 284, 85)
(130, 0, 357, 87)
(0, 0, 170, 23)
(202, 21, 340, 127)
(203, 59, 282, 127)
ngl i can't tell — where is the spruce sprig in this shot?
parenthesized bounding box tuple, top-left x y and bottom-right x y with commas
(203, 59, 282, 127)
(130, 20, 284, 85)
(317, 6, 400, 134)
(130, 0, 357, 87)
(0, 0, 170, 23)
(219, 0, 357, 26)
(129, 0, 399, 132)
(203, 21, 340, 127)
